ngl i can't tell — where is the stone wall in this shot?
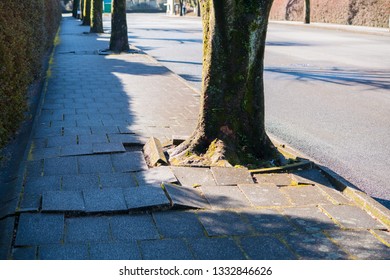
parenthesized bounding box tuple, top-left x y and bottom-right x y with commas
(270, 0, 390, 28)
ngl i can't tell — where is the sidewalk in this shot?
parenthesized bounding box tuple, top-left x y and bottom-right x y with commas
(0, 15, 389, 260)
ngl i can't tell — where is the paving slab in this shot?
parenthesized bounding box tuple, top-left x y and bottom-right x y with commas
(283, 232, 349, 260)
(123, 185, 170, 210)
(211, 167, 254, 186)
(12, 247, 37, 260)
(201, 185, 252, 209)
(100, 173, 137, 188)
(83, 188, 127, 212)
(110, 214, 160, 241)
(15, 213, 64, 246)
(62, 174, 100, 191)
(282, 206, 339, 232)
(65, 216, 111, 243)
(0, 217, 15, 247)
(25, 160, 43, 177)
(18, 194, 41, 212)
(197, 210, 253, 236)
(171, 166, 216, 186)
(78, 154, 113, 174)
(153, 211, 205, 238)
(135, 166, 178, 185)
(39, 244, 89, 260)
(78, 134, 108, 145)
(163, 183, 210, 209)
(89, 241, 141, 260)
(187, 237, 246, 260)
(60, 144, 94, 157)
(42, 191, 85, 212)
(241, 209, 297, 234)
(239, 183, 291, 207)
(44, 157, 78, 176)
(139, 239, 194, 260)
(321, 205, 386, 229)
(30, 147, 61, 160)
(372, 229, 390, 246)
(111, 151, 148, 172)
(46, 135, 77, 148)
(238, 236, 297, 260)
(291, 168, 333, 187)
(326, 230, 390, 259)
(23, 176, 61, 194)
(281, 185, 333, 206)
(92, 143, 126, 154)
(254, 173, 293, 186)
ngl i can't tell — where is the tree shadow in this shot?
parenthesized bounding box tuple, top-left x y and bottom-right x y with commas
(265, 66, 390, 90)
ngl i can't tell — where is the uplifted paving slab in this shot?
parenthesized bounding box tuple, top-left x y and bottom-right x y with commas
(171, 166, 217, 186)
(163, 183, 210, 209)
(123, 184, 170, 210)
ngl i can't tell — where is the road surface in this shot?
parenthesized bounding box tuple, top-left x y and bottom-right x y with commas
(106, 14, 390, 208)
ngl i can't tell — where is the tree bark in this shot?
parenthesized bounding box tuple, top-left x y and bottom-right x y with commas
(82, 0, 91, 26)
(304, 0, 310, 24)
(90, 0, 104, 33)
(196, 0, 201, 17)
(109, 0, 129, 53)
(72, 0, 80, 18)
(169, 0, 276, 167)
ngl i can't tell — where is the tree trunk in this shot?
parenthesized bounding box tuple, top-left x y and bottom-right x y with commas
(82, 0, 91, 26)
(90, 0, 104, 33)
(169, 0, 276, 167)
(179, 0, 184, 16)
(109, 0, 129, 53)
(72, 0, 80, 18)
(196, 0, 201, 17)
(304, 0, 310, 24)
(80, 0, 84, 20)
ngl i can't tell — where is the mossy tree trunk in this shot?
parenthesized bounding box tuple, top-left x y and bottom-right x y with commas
(304, 0, 310, 24)
(72, 0, 80, 18)
(109, 0, 129, 53)
(90, 0, 104, 33)
(169, 0, 276, 167)
(82, 0, 91, 25)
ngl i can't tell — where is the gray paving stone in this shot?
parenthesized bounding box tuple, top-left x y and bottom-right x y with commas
(30, 147, 61, 160)
(283, 207, 339, 232)
(316, 185, 352, 205)
(24, 176, 61, 194)
(153, 211, 205, 238)
(93, 142, 126, 154)
(90, 126, 120, 134)
(291, 168, 333, 187)
(135, 166, 178, 185)
(171, 167, 216, 187)
(140, 239, 194, 260)
(123, 185, 170, 210)
(78, 134, 108, 144)
(18, 194, 41, 212)
(100, 173, 137, 188)
(26, 160, 43, 177)
(42, 191, 85, 212)
(188, 238, 246, 260)
(63, 126, 92, 136)
(39, 244, 89, 260)
(284, 232, 349, 260)
(110, 214, 160, 241)
(83, 188, 127, 212)
(163, 183, 210, 209)
(239, 236, 297, 260)
(238, 183, 291, 207)
(0, 245, 9, 260)
(108, 134, 146, 145)
(15, 213, 64, 246)
(211, 167, 254, 185)
(254, 173, 293, 186)
(281, 185, 333, 206)
(242, 209, 297, 234)
(65, 216, 110, 243)
(0, 199, 18, 219)
(78, 154, 113, 174)
(201, 185, 252, 209)
(89, 242, 141, 260)
(46, 135, 77, 148)
(62, 174, 100, 191)
(44, 157, 78, 175)
(197, 210, 253, 236)
(111, 151, 148, 172)
(0, 217, 15, 246)
(60, 144, 94, 156)
(373, 229, 390, 245)
(321, 205, 386, 229)
(12, 247, 37, 260)
(326, 230, 390, 259)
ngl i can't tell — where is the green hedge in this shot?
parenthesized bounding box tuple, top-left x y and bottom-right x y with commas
(0, 0, 61, 148)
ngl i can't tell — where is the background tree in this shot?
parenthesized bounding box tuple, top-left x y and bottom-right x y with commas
(90, 0, 104, 33)
(169, 0, 276, 167)
(72, 0, 80, 18)
(304, 0, 310, 24)
(109, 0, 129, 52)
(82, 0, 91, 26)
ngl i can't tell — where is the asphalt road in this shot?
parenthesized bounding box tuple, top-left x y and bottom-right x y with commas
(112, 14, 390, 207)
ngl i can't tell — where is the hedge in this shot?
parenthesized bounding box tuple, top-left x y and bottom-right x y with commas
(0, 0, 61, 148)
